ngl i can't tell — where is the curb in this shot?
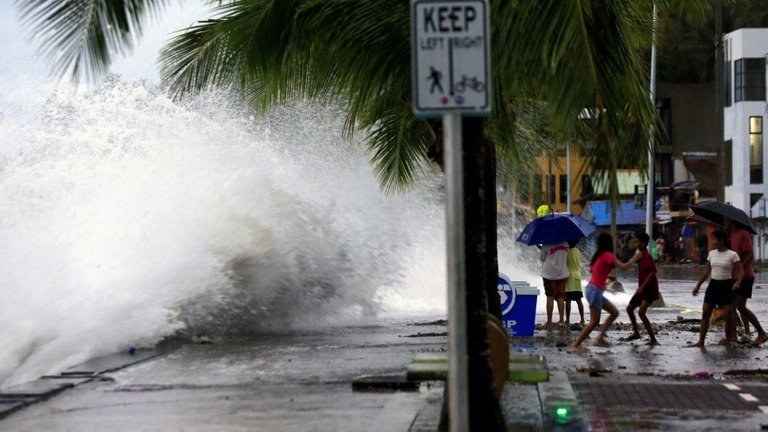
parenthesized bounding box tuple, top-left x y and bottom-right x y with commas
(405, 352, 557, 430)
(406, 352, 550, 383)
(0, 348, 168, 421)
(538, 370, 587, 431)
(501, 382, 543, 431)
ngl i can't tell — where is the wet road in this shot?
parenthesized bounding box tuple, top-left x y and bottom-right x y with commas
(532, 264, 768, 431)
(531, 263, 768, 375)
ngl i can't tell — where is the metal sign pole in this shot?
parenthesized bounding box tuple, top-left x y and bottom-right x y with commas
(444, 110, 468, 432)
(411, 2, 489, 429)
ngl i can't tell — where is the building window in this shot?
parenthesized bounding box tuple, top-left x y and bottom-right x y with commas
(633, 184, 646, 209)
(533, 174, 542, 205)
(519, 178, 529, 205)
(725, 40, 732, 107)
(581, 175, 593, 198)
(735, 58, 766, 102)
(725, 139, 732, 186)
(657, 98, 672, 146)
(559, 174, 568, 205)
(547, 174, 555, 204)
(750, 116, 763, 184)
(725, 60, 732, 107)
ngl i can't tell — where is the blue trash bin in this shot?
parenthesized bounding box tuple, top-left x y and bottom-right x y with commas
(498, 273, 540, 337)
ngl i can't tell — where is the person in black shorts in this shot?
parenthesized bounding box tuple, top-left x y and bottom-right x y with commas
(687, 230, 744, 347)
(624, 232, 659, 345)
(726, 217, 768, 345)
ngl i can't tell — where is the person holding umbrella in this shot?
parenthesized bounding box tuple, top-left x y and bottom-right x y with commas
(725, 217, 768, 345)
(688, 229, 743, 347)
(572, 232, 637, 352)
(690, 201, 766, 345)
(541, 241, 569, 328)
(516, 213, 597, 329)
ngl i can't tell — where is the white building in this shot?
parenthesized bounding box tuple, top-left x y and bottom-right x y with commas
(723, 28, 768, 215)
(723, 28, 768, 260)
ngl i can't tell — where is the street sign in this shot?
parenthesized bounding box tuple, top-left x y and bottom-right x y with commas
(411, 0, 491, 117)
(498, 274, 517, 316)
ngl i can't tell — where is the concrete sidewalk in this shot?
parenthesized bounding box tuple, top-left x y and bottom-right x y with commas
(0, 343, 577, 432)
(0, 322, 444, 431)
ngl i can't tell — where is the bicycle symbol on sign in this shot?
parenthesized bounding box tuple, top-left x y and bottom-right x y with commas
(454, 75, 486, 93)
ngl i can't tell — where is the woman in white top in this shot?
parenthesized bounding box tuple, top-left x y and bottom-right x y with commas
(687, 230, 744, 347)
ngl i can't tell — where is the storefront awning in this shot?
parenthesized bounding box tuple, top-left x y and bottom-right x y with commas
(582, 200, 646, 226)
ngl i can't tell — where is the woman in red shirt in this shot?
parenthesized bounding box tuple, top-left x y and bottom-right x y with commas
(572, 233, 636, 352)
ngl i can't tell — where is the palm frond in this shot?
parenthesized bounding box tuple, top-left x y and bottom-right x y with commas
(161, 17, 242, 99)
(20, 0, 703, 196)
(16, 0, 169, 82)
(361, 99, 435, 194)
(496, 1, 661, 185)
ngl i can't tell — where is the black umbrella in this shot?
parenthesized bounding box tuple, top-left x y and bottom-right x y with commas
(690, 201, 757, 234)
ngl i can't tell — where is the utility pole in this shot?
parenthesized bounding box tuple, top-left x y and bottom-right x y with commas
(716, 0, 725, 202)
(645, 4, 657, 239)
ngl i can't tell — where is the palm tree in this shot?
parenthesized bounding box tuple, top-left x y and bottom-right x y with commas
(17, 1, 697, 430)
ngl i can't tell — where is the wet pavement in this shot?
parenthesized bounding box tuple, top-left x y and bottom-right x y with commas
(4, 264, 768, 430)
(0, 322, 447, 431)
(570, 376, 768, 431)
(522, 263, 768, 431)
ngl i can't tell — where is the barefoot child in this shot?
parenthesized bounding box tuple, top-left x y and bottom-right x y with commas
(725, 217, 768, 346)
(688, 229, 743, 347)
(565, 239, 585, 326)
(572, 233, 636, 351)
(624, 232, 659, 345)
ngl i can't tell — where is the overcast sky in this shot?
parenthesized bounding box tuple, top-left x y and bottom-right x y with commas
(0, 2, 213, 86)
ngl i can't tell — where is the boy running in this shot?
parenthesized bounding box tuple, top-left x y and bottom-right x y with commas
(624, 232, 659, 345)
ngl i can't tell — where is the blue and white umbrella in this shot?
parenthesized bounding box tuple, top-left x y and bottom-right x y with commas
(516, 213, 596, 246)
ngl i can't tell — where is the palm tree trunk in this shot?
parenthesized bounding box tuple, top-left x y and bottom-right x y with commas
(484, 139, 503, 322)
(439, 117, 505, 431)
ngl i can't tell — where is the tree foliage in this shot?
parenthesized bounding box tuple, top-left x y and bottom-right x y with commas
(658, 0, 768, 83)
(17, 0, 170, 82)
(17, 0, 674, 196)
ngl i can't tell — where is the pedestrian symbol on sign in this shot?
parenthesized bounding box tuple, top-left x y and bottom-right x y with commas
(428, 67, 443, 93)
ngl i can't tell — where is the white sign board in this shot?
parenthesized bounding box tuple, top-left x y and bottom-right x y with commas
(411, 0, 491, 117)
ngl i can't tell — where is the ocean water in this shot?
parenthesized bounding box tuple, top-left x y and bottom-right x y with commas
(0, 73, 546, 387)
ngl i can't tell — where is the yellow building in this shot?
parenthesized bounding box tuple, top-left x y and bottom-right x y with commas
(503, 152, 652, 218)
(502, 153, 589, 216)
